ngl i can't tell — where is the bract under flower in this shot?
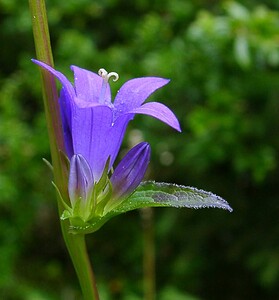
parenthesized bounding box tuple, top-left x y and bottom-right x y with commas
(32, 60, 181, 181)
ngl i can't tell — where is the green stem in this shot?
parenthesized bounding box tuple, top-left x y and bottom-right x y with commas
(68, 234, 99, 300)
(57, 199, 100, 300)
(58, 200, 100, 300)
(29, 0, 99, 299)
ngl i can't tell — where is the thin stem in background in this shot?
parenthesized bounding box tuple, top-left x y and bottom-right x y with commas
(141, 207, 156, 300)
(29, 0, 99, 298)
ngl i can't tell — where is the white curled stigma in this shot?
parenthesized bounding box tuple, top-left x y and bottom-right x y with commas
(98, 68, 119, 104)
(98, 68, 119, 82)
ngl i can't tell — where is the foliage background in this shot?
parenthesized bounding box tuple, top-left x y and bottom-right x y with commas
(0, 0, 279, 299)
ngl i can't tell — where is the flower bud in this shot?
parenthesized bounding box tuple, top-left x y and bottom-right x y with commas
(68, 154, 94, 209)
(110, 142, 151, 201)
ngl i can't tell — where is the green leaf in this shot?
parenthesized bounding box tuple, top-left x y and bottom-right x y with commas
(115, 181, 233, 213)
(68, 181, 232, 234)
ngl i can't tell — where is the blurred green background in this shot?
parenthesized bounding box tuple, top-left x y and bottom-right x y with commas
(1, 0, 279, 299)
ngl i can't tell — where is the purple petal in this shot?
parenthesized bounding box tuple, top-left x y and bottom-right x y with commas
(32, 59, 76, 156)
(113, 77, 170, 119)
(32, 59, 75, 99)
(71, 106, 131, 181)
(74, 96, 104, 109)
(110, 142, 151, 200)
(68, 154, 94, 206)
(71, 106, 112, 180)
(107, 115, 132, 170)
(129, 102, 181, 132)
(71, 66, 111, 105)
(60, 89, 74, 157)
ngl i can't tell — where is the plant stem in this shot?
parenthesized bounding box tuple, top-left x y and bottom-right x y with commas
(56, 203, 100, 300)
(29, 0, 99, 298)
(142, 207, 156, 300)
(68, 234, 100, 300)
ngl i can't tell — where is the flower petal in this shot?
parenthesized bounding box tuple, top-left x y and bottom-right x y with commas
(32, 59, 75, 99)
(71, 106, 131, 181)
(32, 59, 76, 157)
(74, 96, 104, 109)
(68, 154, 94, 206)
(129, 102, 181, 132)
(113, 77, 170, 119)
(110, 142, 151, 201)
(71, 66, 111, 105)
(60, 89, 74, 157)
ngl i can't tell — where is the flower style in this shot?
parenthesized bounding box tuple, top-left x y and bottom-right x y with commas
(32, 59, 180, 182)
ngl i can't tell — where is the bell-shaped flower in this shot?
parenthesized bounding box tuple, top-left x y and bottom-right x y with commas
(32, 60, 180, 181)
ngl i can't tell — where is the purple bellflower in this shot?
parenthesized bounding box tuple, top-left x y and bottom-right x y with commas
(34, 61, 233, 232)
(32, 60, 180, 183)
(33, 60, 181, 228)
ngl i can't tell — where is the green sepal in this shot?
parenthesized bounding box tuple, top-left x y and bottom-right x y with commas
(94, 157, 110, 196)
(61, 209, 72, 220)
(94, 180, 113, 216)
(52, 181, 71, 211)
(59, 150, 70, 174)
(42, 158, 53, 172)
(43, 151, 69, 175)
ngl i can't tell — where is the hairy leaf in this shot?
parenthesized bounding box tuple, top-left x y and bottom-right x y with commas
(114, 181, 232, 213)
(68, 181, 232, 234)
